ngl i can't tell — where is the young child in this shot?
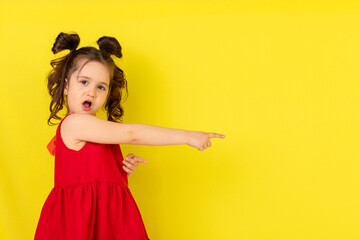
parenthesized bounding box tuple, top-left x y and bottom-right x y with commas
(34, 32, 225, 240)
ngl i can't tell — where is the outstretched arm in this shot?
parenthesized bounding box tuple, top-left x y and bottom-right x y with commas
(131, 124, 225, 151)
(62, 113, 225, 150)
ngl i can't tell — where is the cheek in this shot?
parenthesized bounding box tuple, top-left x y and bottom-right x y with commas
(103, 90, 110, 100)
(103, 93, 109, 105)
(98, 91, 109, 105)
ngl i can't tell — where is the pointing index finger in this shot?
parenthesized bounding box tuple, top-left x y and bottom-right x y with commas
(135, 157, 147, 163)
(209, 132, 225, 139)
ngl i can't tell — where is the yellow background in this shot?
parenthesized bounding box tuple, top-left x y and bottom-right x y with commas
(1, 0, 360, 239)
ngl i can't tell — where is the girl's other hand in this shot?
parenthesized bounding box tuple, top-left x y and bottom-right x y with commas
(123, 153, 147, 177)
(187, 131, 225, 151)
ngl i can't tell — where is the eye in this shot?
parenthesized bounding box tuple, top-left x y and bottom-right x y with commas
(80, 80, 88, 85)
(98, 85, 106, 91)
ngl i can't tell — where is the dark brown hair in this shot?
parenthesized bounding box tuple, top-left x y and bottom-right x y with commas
(47, 32, 128, 125)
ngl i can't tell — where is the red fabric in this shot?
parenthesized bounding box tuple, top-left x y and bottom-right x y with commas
(35, 114, 149, 240)
(47, 135, 56, 156)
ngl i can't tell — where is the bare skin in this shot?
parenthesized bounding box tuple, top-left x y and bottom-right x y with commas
(123, 153, 147, 177)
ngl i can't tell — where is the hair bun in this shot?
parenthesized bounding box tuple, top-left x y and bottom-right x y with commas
(51, 32, 80, 54)
(97, 36, 122, 58)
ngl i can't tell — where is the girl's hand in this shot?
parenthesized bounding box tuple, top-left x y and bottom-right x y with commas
(187, 131, 225, 151)
(122, 153, 147, 177)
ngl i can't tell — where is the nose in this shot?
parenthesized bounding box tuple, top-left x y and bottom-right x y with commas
(87, 88, 96, 98)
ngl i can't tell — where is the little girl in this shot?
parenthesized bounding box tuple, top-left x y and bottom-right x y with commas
(34, 32, 225, 240)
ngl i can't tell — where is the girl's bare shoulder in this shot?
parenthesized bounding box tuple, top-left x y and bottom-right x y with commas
(60, 114, 87, 150)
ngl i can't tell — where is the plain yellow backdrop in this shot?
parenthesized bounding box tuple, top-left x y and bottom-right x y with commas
(1, 0, 360, 239)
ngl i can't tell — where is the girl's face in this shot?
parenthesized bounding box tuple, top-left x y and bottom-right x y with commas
(64, 58, 111, 116)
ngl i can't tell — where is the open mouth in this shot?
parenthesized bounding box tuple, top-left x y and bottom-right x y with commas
(82, 100, 92, 111)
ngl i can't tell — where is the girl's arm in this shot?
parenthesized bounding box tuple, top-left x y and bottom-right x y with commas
(62, 113, 136, 144)
(62, 113, 224, 150)
(131, 123, 189, 146)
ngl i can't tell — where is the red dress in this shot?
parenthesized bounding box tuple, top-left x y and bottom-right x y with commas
(35, 114, 150, 240)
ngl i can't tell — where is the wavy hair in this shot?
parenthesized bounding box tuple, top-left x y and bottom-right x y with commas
(47, 32, 128, 125)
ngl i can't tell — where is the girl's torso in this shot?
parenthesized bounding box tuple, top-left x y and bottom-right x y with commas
(35, 114, 149, 239)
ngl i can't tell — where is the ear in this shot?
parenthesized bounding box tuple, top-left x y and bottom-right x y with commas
(64, 78, 69, 95)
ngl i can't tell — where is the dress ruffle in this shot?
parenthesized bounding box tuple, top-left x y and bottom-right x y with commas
(35, 181, 149, 240)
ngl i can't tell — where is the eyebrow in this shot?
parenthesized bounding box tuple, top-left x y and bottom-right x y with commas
(78, 76, 109, 87)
